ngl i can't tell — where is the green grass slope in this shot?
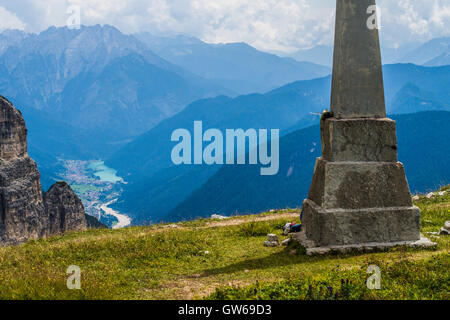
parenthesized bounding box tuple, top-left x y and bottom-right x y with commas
(0, 188, 448, 300)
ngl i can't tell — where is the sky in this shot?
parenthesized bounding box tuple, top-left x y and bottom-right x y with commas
(0, 0, 449, 52)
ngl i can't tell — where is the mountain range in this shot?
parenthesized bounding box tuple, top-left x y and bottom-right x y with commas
(135, 32, 331, 94)
(0, 25, 232, 158)
(167, 111, 450, 221)
(106, 63, 450, 224)
(289, 37, 450, 67)
(0, 25, 332, 160)
(401, 37, 450, 66)
(1, 25, 449, 225)
(106, 76, 330, 224)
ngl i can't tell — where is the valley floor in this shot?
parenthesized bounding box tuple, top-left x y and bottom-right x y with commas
(59, 160, 131, 228)
(0, 188, 448, 300)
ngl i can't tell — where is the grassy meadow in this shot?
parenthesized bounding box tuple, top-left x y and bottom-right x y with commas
(0, 188, 448, 300)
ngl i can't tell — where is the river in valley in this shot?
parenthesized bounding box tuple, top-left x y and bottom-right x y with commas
(60, 160, 132, 229)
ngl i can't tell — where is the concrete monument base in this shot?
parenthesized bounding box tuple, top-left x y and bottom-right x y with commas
(302, 199, 421, 246)
(292, 230, 436, 256)
(300, 116, 423, 250)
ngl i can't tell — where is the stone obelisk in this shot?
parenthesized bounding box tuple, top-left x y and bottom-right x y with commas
(298, 0, 434, 253)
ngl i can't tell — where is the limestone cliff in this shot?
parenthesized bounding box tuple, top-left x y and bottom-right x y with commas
(0, 96, 92, 246)
(0, 96, 47, 245)
(44, 181, 87, 235)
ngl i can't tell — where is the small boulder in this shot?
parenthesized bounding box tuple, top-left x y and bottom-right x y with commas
(444, 221, 450, 231)
(264, 234, 279, 247)
(412, 195, 420, 201)
(282, 238, 291, 246)
(426, 192, 435, 199)
(438, 221, 450, 235)
(438, 191, 446, 196)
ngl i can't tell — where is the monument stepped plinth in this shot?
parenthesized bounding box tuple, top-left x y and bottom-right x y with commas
(295, 0, 435, 254)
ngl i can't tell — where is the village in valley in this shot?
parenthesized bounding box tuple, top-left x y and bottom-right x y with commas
(58, 160, 127, 228)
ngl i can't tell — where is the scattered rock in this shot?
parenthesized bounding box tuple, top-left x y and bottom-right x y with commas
(166, 224, 179, 229)
(426, 192, 436, 199)
(438, 191, 446, 196)
(264, 241, 279, 247)
(412, 195, 420, 201)
(264, 234, 279, 247)
(444, 221, 450, 231)
(211, 214, 228, 220)
(438, 221, 450, 235)
(282, 238, 291, 246)
(204, 251, 210, 255)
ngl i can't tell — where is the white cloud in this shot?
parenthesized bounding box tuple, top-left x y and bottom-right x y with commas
(378, 0, 450, 45)
(0, 6, 26, 31)
(431, 1, 450, 28)
(0, 0, 449, 52)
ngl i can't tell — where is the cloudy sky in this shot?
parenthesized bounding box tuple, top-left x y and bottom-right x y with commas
(1, 0, 449, 52)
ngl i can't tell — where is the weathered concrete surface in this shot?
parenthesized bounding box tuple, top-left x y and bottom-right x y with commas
(300, 0, 426, 251)
(307, 159, 413, 210)
(302, 199, 421, 247)
(292, 230, 436, 256)
(321, 118, 397, 162)
(331, 0, 386, 118)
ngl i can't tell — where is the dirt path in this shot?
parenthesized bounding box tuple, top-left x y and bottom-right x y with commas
(158, 212, 300, 232)
(204, 212, 300, 228)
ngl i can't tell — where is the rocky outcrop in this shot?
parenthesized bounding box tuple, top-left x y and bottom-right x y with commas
(44, 181, 87, 235)
(0, 96, 47, 245)
(85, 214, 107, 229)
(0, 96, 93, 246)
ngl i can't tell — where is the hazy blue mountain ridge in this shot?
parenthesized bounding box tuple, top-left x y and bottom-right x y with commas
(0, 25, 231, 158)
(107, 63, 450, 224)
(425, 52, 450, 67)
(106, 76, 331, 224)
(400, 37, 450, 65)
(289, 38, 449, 67)
(167, 111, 450, 221)
(135, 32, 331, 94)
